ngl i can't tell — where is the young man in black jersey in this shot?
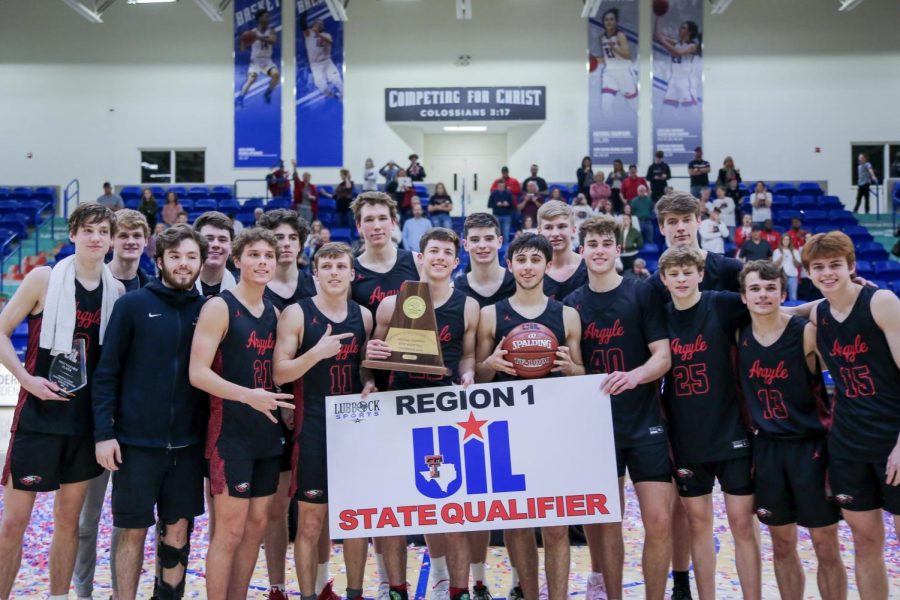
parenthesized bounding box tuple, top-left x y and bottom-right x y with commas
(563, 216, 673, 600)
(803, 232, 900, 599)
(0, 203, 124, 600)
(368, 228, 481, 600)
(190, 228, 295, 599)
(455, 212, 515, 308)
(274, 242, 375, 600)
(194, 211, 236, 297)
(737, 261, 846, 600)
(92, 225, 209, 600)
(538, 201, 587, 301)
(658, 246, 761, 600)
(475, 233, 584, 600)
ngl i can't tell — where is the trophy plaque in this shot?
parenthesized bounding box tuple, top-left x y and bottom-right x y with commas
(362, 281, 451, 376)
(48, 337, 88, 396)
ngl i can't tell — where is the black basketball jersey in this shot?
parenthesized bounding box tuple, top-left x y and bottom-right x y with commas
(493, 298, 566, 382)
(351, 250, 419, 313)
(201, 281, 221, 298)
(14, 279, 103, 437)
(564, 279, 669, 448)
(294, 297, 367, 455)
(264, 271, 317, 312)
(663, 291, 751, 464)
(650, 250, 742, 302)
(206, 291, 284, 460)
(453, 270, 516, 308)
(738, 316, 831, 438)
(817, 286, 900, 461)
(390, 289, 468, 390)
(543, 260, 588, 301)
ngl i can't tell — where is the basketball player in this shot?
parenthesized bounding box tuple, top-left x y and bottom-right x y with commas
(475, 232, 584, 600)
(92, 225, 208, 600)
(189, 228, 295, 599)
(563, 216, 673, 600)
(736, 261, 846, 600)
(274, 242, 375, 600)
(654, 16, 701, 111)
(301, 13, 343, 99)
(194, 211, 236, 297)
(538, 201, 587, 301)
(236, 9, 280, 106)
(803, 232, 900, 599)
(368, 228, 480, 600)
(594, 8, 637, 115)
(73, 208, 151, 599)
(0, 203, 123, 600)
(455, 212, 515, 308)
(658, 246, 761, 600)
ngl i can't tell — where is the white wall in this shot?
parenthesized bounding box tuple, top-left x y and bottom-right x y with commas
(0, 0, 898, 207)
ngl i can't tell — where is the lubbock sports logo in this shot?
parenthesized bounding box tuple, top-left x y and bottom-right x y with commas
(412, 411, 525, 499)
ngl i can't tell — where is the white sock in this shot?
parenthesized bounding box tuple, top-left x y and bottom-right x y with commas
(50, 596, 69, 600)
(315, 561, 330, 594)
(431, 555, 449, 582)
(471, 562, 486, 584)
(589, 571, 604, 582)
(510, 567, 519, 589)
(376, 552, 389, 584)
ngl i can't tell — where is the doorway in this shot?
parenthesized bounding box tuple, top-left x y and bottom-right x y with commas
(424, 134, 507, 215)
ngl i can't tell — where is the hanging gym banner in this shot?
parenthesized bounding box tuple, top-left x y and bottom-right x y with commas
(233, 0, 283, 168)
(295, 0, 344, 167)
(651, 0, 703, 164)
(587, 0, 639, 166)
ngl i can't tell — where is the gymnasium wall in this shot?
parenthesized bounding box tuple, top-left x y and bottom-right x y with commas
(0, 0, 898, 205)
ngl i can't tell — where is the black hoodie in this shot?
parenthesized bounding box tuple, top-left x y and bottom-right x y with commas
(92, 278, 206, 447)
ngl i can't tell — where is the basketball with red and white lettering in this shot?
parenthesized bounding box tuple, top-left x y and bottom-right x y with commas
(653, 0, 669, 16)
(501, 323, 559, 379)
(240, 30, 257, 46)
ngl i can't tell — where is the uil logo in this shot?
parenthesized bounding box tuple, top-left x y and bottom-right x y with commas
(834, 494, 854, 505)
(675, 468, 694, 479)
(19, 475, 42, 486)
(412, 411, 526, 499)
(234, 482, 251, 493)
(755, 507, 773, 519)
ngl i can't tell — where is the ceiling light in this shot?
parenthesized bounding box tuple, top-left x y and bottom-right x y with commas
(443, 126, 487, 132)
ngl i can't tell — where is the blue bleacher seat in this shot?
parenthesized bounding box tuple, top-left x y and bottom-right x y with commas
(211, 186, 233, 200)
(330, 228, 353, 243)
(10, 187, 31, 201)
(890, 280, 900, 295)
(854, 260, 875, 280)
(771, 196, 791, 211)
(772, 182, 796, 198)
(0, 201, 22, 215)
(818, 195, 843, 210)
(194, 198, 218, 211)
(413, 184, 428, 196)
(870, 280, 888, 291)
(638, 243, 660, 260)
(187, 211, 204, 223)
(168, 186, 187, 197)
(218, 198, 240, 213)
(645, 260, 658, 273)
(792, 195, 816, 211)
(873, 260, 900, 279)
(235, 208, 257, 226)
(243, 198, 264, 209)
(318, 185, 335, 197)
(31, 186, 56, 204)
(813, 224, 837, 234)
(188, 186, 209, 200)
(797, 182, 823, 197)
(724, 241, 737, 256)
(843, 225, 872, 243)
(828, 210, 856, 226)
(19, 200, 48, 226)
(266, 198, 290, 209)
(0, 228, 17, 256)
(801, 210, 829, 226)
(774, 209, 801, 226)
(0, 187, 10, 200)
(178, 199, 195, 212)
(120, 186, 141, 201)
(855, 241, 887, 262)
(149, 185, 166, 198)
(124, 198, 140, 210)
(0, 215, 28, 240)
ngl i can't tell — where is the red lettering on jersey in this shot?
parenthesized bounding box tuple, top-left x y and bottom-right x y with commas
(747, 359, 789, 385)
(670, 335, 708, 361)
(335, 337, 359, 361)
(75, 306, 101, 330)
(829, 335, 868, 363)
(439, 324, 451, 343)
(583, 319, 624, 344)
(368, 286, 398, 306)
(246, 331, 276, 356)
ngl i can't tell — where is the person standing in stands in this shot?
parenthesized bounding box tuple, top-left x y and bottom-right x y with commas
(646, 150, 671, 201)
(687, 147, 711, 200)
(576, 156, 594, 198)
(428, 182, 454, 230)
(291, 161, 319, 224)
(522, 164, 548, 198)
(333, 169, 355, 230)
(97, 182, 124, 212)
(854, 152, 878, 214)
(491, 166, 522, 199)
(488, 180, 516, 243)
(162, 191, 185, 227)
(407, 153, 426, 182)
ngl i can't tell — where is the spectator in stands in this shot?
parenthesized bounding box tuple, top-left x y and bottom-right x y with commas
(698, 208, 728, 255)
(630, 184, 655, 245)
(548, 188, 565, 203)
(518, 215, 538, 237)
(576, 156, 594, 197)
(621, 164, 649, 206)
(710, 186, 736, 239)
(738, 223, 773, 262)
(97, 182, 124, 211)
(490, 166, 522, 198)
(137, 188, 158, 230)
(267, 161, 290, 198)
(519, 181, 543, 227)
(589, 171, 611, 210)
(853, 152, 878, 213)
(699, 186, 712, 210)
(891, 151, 900, 178)
(333, 168, 355, 229)
(407, 153, 426, 182)
(761, 219, 780, 249)
(786, 217, 808, 249)
(401, 202, 431, 251)
(175, 211, 189, 225)
(606, 159, 627, 211)
(146, 222, 165, 261)
(688, 147, 711, 198)
(773, 233, 803, 301)
(724, 177, 743, 202)
(386, 169, 415, 222)
(716, 155, 742, 189)
(750, 181, 772, 224)
(646, 150, 671, 201)
(162, 191, 184, 226)
(362, 158, 378, 191)
(522, 164, 548, 197)
(428, 182, 454, 230)
(306, 219, 323, 252)
(488, 179, 516, 242)
(291, 160, 318, 223)
(615, 203, 639, 230)
(735, 213, 753, 249)
(571, 194, 595, 230)
(107, 209, 151, 291)
(619, 214, 644, 270)
(380, 159, 400, 185)
(624, 257, 652, 281)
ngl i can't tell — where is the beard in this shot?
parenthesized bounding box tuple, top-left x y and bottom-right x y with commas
(159, 263, 199, 290)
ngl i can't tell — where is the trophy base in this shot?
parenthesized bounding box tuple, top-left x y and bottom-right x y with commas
(362, 359, 451, 376)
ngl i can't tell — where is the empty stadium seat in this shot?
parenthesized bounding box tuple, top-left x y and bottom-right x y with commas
(828, 210, 856, 226)
(194, 198, 218, 211)
(792, 195, 816, 211)
(120, 186, 141, 201)
(843, 225, 872, 243)
(330, 228, 353, 243)
(638, 243, 660, 260)
(266, 198, 290, 209)
(211, 185, 233, 200)
(800, 210, 829, 226)
(168, 186, 188, 197)
(32, 186, 56, 203)
(10, 187, 31, 201)
(0, 228, 17, 256)
(124, 198, 140, 210)
(150, 185, 166, 198)
(0, 187, 10, 200)
(243, 198, 264, 209)
(771, 196, 791, 211)
(179, 199, 195, 212)
(235, 207, 257, 226)
(218, 198, 240, 212)
(890, 280, 900, 295)
(818, 195, 843, 210)
(188, 186, 209, 200)
(0, 215, 28, 240)
(854, 260, 874, 279)
(813, 224, 838, 234)
(857, 242, 888, 262)
(772, 182, 796, 197)
(19, 200, 48, 225)
(797, 182, 824, 197)
(873, 260, 900, 279)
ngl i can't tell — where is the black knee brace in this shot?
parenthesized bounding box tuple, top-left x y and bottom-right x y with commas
(152, 575, 186, 600)
(157, 540, 190, 569)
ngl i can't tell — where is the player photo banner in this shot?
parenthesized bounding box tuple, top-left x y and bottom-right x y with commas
(588, 0, 639, 165)
(652, 0, 703, 164)
(327, 375, 621, 537)
(233, 0, 283, 168)
(295, 0, 344, 167)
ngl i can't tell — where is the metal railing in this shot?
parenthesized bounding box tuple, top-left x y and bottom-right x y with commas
(64, 178, 79, 219)
(0, 233, 22, 293)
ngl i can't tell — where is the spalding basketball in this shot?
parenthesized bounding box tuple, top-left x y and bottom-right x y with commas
(501, 323, 559, 379)
(589, 55, 599, 73)
(240, 30, 257, 45)
(653, 0, 670, 16)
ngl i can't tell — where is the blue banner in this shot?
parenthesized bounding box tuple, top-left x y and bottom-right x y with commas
(588, 0, 639, 165)
(233, 0, 283, 168)
(295, 0, 344, 167)
(652, 0, 703, 164)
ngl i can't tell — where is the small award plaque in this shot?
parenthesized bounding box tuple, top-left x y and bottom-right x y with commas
(362, 281, 451, 376)
(48, 338, 88, 396)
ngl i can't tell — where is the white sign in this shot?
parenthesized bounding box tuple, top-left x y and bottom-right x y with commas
(326, 375, 620, 538)
(0, 363, 21, 408)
